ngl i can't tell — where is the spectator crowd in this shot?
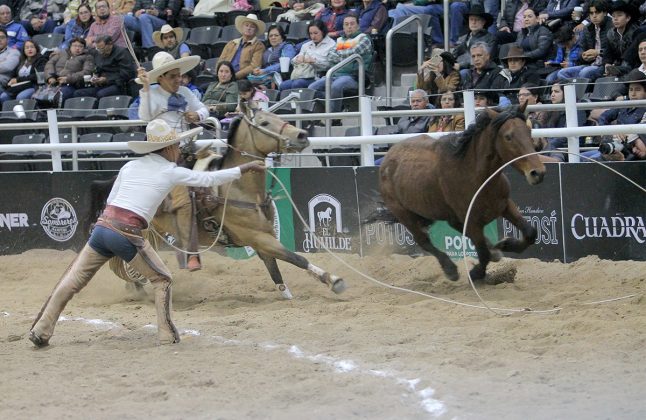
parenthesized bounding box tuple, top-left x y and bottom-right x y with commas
(0, 0, 644, 162)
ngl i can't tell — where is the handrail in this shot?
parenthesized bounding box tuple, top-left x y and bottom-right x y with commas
(385, 14, 424, 107)
(324, 53, 365, 136)
(267, 91, 303, 128)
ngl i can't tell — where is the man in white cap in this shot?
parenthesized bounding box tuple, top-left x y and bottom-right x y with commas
(137, 52, 209, 271)
(218, 13, 266, 80)
(29, 120, 266, 348)
(152, 24, 190, 59)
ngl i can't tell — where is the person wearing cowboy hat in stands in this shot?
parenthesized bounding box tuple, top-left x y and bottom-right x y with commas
(137, 52, 209, 272)
(452, 4, 498, 73)
(29, 119, 266, 349)
(218, 13, 266, 80)
(491, 45, 541, 105)
(153, 24, 191, 59)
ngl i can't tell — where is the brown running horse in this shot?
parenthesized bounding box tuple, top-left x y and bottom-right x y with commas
(91, 104, 346, 299)
(379, 105, 546, 282)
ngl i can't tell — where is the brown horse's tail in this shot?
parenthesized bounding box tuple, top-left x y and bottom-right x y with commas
(362, 205, 398, 225)
(86, 176, 117, 235)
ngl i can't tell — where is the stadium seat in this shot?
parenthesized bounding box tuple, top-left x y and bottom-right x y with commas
(264, 88, 279, 103)
(79, 132, 120, 170)
(259, 7, 286, 23)
(186, 26, 222, 59)
(187, 15, 221, 28)
(85, 95, 133, 120)
(211, 25, 239, 58)
(32, 33, 65, 53)
(0, 133, 46, 172)
(113, 131, 146, 157)
(392, 14, 432, 35)
(58, 97, 98, 121)
(585, 77, 621, 102)
(1, 98, 38, 122)
(226, 10, 250, 26)
(562, 78, 590, 100)
(274, 88, 318, 114)
(286, 20, 310, 44)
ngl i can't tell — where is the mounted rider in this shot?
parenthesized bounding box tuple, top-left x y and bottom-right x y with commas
(136, 51, 209, 271)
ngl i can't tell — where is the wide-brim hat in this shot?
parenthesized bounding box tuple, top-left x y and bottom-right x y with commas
(502, 45, 528, 61)
(135, 52, 201, 84)
(235, 13, 266, 35)
(152, 24, 185, 49)
(623, 69, 646, 88)
(467, 4, 494, 28)
(611, 0, 640, 22)
(128, 119, 203, 154)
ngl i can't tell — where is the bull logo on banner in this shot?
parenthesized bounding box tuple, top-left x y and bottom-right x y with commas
(40, 198, 78, 242)
(302, 194, 352, 253)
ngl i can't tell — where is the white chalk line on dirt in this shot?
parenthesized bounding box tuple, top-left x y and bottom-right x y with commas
(54, 314, 447, 418)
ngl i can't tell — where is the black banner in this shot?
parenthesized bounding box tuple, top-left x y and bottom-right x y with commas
(289, 168, 359, 254)
(0, 171, 116, 254)
(561, 162, 646, 262)
(499, 164, 565, 261)
(355, 166, 417, 256)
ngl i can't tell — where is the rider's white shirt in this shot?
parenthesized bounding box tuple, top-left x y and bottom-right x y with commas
(107, 153, 241, 222)
(139, 85, 209, 130)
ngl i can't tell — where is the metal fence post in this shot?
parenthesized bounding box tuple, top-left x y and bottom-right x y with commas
(359, 96, 374, 166)
(564, 84, 580, 163)
(46, 109, 62, 172)
(463, 90, 476, 127)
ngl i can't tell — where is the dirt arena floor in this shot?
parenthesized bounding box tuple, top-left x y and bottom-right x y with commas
(1, 249, 645, 419)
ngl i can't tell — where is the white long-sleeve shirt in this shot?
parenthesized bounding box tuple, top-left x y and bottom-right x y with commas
(107, 153, 241, 222)
(138, 85, 209, 130)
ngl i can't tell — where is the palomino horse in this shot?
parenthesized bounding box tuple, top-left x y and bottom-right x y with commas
(91, 105, 346, 298)
(379, 105, 546, 282)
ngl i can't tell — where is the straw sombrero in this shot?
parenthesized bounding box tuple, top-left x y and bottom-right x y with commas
(235, 13, 265, 35)
(128, 119, 203, 154)
(152, 24, 185, 49)
(135, 52, 201, 84)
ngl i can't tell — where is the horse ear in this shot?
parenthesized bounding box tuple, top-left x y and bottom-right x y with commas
(239, 100, 255, 119)
(484, 107, 498, 121)
(518, 99, 528, 115)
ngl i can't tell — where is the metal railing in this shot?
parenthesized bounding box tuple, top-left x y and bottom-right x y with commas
(324, 53, 365, 136)
(2, 86, 646, 170)
(385, 14, 425, 107)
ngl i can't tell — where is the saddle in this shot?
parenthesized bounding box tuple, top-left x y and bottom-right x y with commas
(189, 150, 271, 245)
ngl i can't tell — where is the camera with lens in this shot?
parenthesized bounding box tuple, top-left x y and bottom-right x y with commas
(599, 140, 625, 155)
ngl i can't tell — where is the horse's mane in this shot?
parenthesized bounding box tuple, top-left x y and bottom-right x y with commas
(447, 106, 527, 158)
(227, 116, 242, 148)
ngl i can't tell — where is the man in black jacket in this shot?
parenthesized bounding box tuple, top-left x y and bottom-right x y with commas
(461, 41, 505, 105)
(555, 0, 612, 81)
(124, 0, 181, 56)
(453, 4, 498, 71)
(74, 35, 136, 98)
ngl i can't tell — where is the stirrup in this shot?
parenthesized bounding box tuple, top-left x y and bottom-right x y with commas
(29, 330, 49, 348)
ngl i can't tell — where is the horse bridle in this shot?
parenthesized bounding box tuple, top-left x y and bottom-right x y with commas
(241, 111, 293, 157)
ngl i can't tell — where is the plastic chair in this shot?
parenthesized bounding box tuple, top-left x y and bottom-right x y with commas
(562, 77, 590, 100)
(286, 20, 310, 43)
(58, 97, 98, 121)
(0, 134, 46, 172)
(32, 33, 65, 52)
(586, 77, 621, 101)
(275, 88, 318, 114)
(187, 15, 221, 29)
(212, 25, 240, 57)
(113, 131, 146, 157)
(1, 98, 38, 121)
(79, 132, 119, 170)
(85, 95, 133, 120)
(186, 26, 222, 59)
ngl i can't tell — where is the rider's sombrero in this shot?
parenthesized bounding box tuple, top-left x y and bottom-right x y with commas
(235, 13, 266, 35)
(128, 119, 203, 154)
(152, 24, 185, 49)
(135, 52, 201, 84)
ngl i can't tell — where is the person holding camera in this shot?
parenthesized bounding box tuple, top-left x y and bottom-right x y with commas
(593, 69, 646, 160)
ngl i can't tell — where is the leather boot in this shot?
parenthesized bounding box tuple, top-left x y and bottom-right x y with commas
(127, 244, 180, 345)
(30, 245, 109, 347)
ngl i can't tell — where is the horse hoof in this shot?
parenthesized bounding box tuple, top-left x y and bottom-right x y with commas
(331, 278, 347, 294)
(29, 331, 49, 348)
(278, 284, 293, 300)
(469, 267, 486, 282)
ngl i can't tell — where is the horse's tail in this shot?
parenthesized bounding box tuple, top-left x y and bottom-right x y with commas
(362, 205, 397, 225)
(86, 175, 117, 234)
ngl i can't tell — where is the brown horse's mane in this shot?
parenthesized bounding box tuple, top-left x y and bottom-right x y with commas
(446, 106, 527, 159)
